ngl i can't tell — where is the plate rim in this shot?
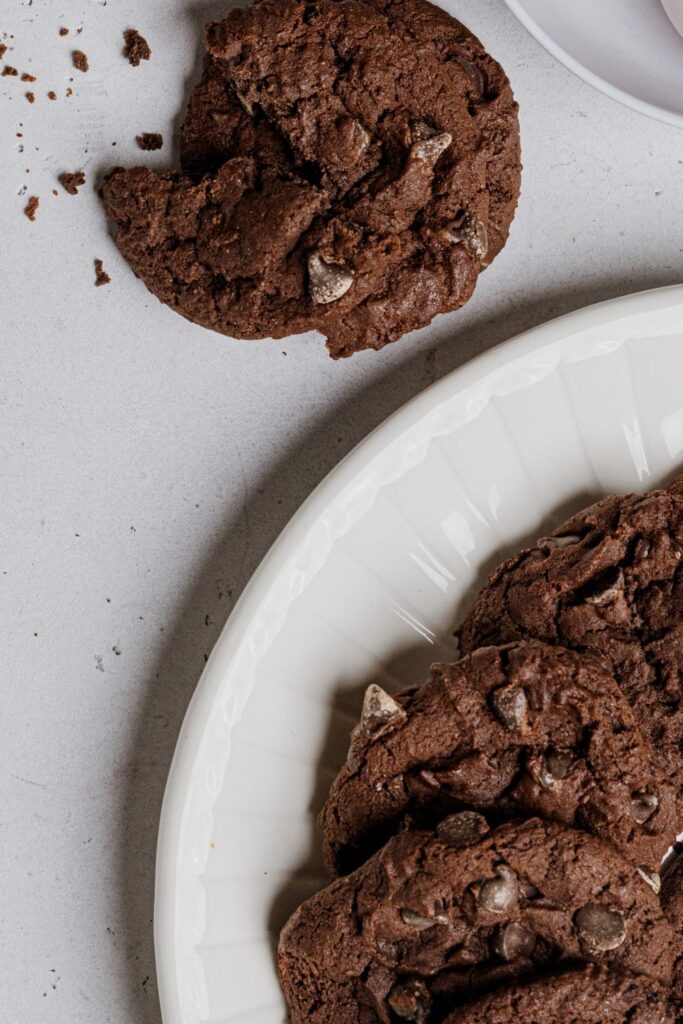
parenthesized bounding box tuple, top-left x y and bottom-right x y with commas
(154, 283, 683, 1024)
(503, 0, 683, 130)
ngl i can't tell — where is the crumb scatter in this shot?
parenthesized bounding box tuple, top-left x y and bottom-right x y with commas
(25, 91, 35, 102)
(123, 28, 151, 66)
(59, 170, 86, 195)
(94, 259, 111, 287)
(24, 195, 39, 221)
(135, 132, 163, 151)
(72, 49, 89, 72)
(21, 72, 36, 82)
(2, 64, 18, 76)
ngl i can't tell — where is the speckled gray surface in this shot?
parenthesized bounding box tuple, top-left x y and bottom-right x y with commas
(1, 1, 683, 1022)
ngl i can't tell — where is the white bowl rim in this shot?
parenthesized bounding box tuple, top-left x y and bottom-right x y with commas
(154, 283, 683, 1024)
(503, 0, 683, 130)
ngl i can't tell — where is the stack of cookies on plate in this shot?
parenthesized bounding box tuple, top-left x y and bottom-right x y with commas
(278, 478, 683, 1023)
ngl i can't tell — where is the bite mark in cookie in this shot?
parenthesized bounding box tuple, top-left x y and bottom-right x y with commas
(102, 0, 520, 357)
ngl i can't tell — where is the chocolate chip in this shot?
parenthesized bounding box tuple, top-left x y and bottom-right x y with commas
(634, 538, 651, 562)
(417, 769, 440, 789)
(411, 121, 452, 164)
(400, 909, 441, 930)
(631, 792, 658, 824)
(436, 811, 489, 849)
(412, 120, 438, 141)
(462, 219, 488, 261)
(477, 866, 518, 914)
(346, 119, 370, 161)
(637, 866, 661, 894)
(583, 569, 623, 606)
(538, 533, 582, 551)
(519, 880, 542, 901)
(575, 905, 626, 951)
(492, 921, 536, 961)
(544, 750, 573, 782)
(445, 215, 489, 263)
(307, 253, 354, 304)
(387, 978, 431, 1024)
(360, 684, 406, 738)
(526, 754, 554, 789)
(491, 684, 528, 732)
(453, 53, 486, 96)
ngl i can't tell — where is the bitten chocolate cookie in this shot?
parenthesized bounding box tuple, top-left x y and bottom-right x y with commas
(278, 818, 677, 1024)
(458, 477, 683, 795)
(320, 642, 676, 877)
(444, 967, 676, 1024)
(102, 0, 520, 358)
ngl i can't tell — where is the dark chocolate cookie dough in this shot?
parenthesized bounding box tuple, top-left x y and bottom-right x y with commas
(320, 642, 676, 877)
(444, 967, 677, 1024)
(278, 818, 677, 1024)
(457, 477, 683, 796)
(102, 0, 520, 357)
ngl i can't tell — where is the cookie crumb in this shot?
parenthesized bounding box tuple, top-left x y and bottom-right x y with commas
(136, 132, 162, 151)
(47, 90, 57, 101)
(21, 72, 36, 82)
(94, 259, 111, 287)
(24, 195, 39, 221)
(52, 189, 58, 196)
(123, 28, 151, 66)
(2, 64, 18, 76)
(66, 87, 73, 97)
(59, 170, 86, 195)
(59, 27, 69, 36)
(0, 44, 7, 59)
(25, 91, 35, 103)
(72, 50, 89, 72)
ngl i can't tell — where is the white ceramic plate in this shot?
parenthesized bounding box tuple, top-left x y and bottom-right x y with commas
(156, 285, 683, 1024)
(504, 0, 683, 129)
(662, 0, 683, 37)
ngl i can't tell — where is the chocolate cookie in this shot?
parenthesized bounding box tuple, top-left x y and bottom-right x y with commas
(320, 642, 676, 877)
(278, 818, 677, 1024)
(102, 0, 520, 358)
(444, 967, 676, 1024)
(663, 851, 683, 925)
(458, 477, 683, 795)
(662, 852, 683, 1001)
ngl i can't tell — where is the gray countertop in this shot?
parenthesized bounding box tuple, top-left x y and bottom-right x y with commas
(1, 0, 682, 1021)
